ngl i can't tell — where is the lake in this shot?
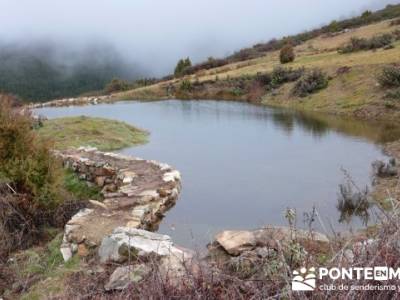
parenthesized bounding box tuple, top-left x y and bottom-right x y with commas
(36, 100, 396, 248)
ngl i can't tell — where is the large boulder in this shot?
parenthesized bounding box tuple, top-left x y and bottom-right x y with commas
(105, 264, 151, 291)
(98, 227, 190, 263)
(214, 231, 257, 256)
(99, 227, 194, 287)
(254, 226, 329, 248)
(212, 226, 329, 256)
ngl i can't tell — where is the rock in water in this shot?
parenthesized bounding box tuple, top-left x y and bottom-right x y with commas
(372, 159, 398, 177)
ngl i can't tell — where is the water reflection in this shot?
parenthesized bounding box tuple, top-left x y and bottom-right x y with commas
(268, 107, 400, 143)
(271, 110, 330, 138)
(336, 183, 373, 225)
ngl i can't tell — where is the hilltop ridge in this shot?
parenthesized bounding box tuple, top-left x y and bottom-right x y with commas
(105, 4, 400, 122)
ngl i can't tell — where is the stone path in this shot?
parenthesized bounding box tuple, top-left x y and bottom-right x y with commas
(57, 147, 181, 261)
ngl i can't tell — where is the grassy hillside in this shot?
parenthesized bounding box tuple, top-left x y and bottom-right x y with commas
(112, 16, 400, 122)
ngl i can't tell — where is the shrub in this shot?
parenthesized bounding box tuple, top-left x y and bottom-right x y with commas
(378, 65, 400, 88)
(104, 78, 129, 94)
(390, 18, 400, 26)
(271, 67, 304, 86)
(327, 20, 340, 33)
(179, 79, 192, 92)
(385, 88, 400, 100)
(292, 69, 328, 97)
(393, 29, 400, 40)
(255, 72, 272, 86)
(369, 33, 393, 48)
(279, 44, 295, 64)
(338, 34, 394, 53)
(0, 96, 62, 209)
(361, 10, 372, 19)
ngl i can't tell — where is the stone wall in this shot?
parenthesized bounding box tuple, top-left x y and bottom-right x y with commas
(56, 147, 181, 261)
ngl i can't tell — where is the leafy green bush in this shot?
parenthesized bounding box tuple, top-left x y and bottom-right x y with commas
(0, 95, 62, 209)
(292, 69, 328, 97)
(378, 65, 400, 88)
(0, 95, 68, 258)
(279, 44, 295, 64)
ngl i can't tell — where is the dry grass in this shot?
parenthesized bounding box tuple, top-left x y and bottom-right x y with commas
(298, 19, 397, 53)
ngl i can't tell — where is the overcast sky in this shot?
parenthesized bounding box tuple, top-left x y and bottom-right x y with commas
(0, 0, 397, 76)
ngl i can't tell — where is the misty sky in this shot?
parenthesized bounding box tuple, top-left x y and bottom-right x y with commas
(0, 0, 397, 76)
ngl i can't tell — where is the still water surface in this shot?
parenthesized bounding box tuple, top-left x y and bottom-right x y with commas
(36, 100, 397, 248)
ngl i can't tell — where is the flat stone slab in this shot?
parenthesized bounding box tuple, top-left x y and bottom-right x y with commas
(58, 147, 181, 261)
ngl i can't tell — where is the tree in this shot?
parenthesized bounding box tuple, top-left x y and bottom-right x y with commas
(361, 10, 372, 19)
(104, 78, 129, 94)
(279, 44, 295, 64)
(328, 20, 340, 33)
(174, 57, 192, 77)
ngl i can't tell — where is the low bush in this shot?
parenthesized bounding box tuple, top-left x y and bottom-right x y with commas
(279, 44, 295, 64)
(393, 29, 400, 40)
(385, 88, 400, 100)
(255, 72, 272, 86)
(338, 33, 394, 53)
(292, 69, 328, 97)
(271, 66, 304, 86)
(179, 79, 192, 92)
(390, 18, 400, 26)
(378, 65, 400, 88)
(104, 78, 129, 94)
